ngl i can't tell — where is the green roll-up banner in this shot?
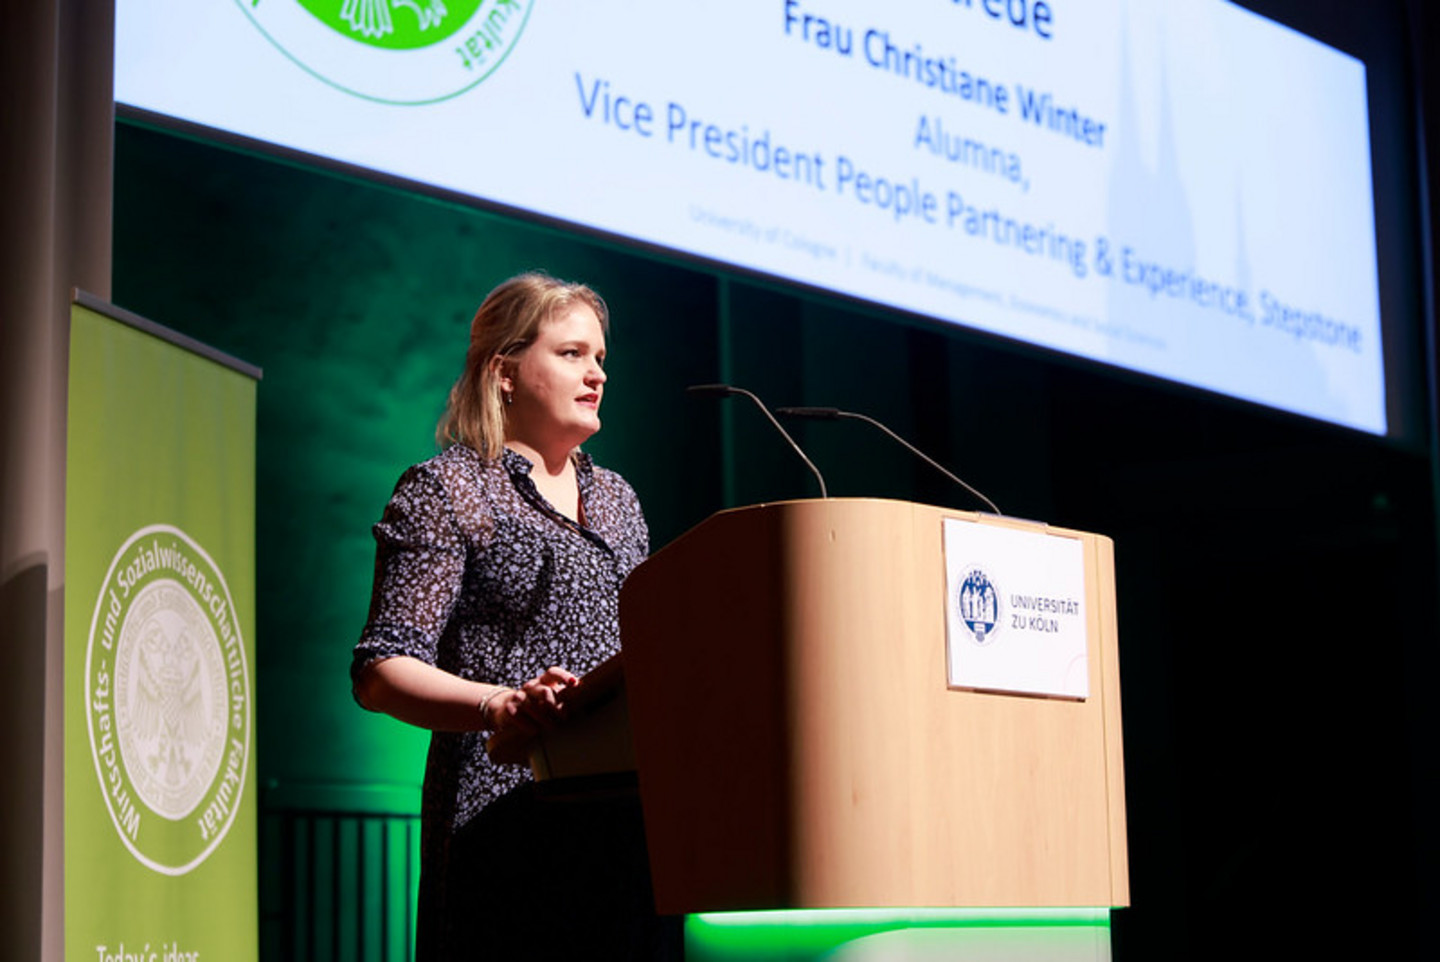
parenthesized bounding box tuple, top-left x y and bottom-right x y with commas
(65, 296, 260, 962)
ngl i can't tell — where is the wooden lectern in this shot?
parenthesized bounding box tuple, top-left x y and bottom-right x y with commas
(618, 498, 1128, 915)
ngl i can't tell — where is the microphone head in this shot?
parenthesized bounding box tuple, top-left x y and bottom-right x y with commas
(686, 383, 738, 397)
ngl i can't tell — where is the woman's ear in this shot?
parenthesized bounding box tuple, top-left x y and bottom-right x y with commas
(491, 355, 514, 395)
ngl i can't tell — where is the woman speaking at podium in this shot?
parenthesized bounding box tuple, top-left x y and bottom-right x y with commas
(349, 273, 673, 960)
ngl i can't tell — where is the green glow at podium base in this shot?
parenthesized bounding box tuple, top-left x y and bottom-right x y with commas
(685, 907, 1114, 961)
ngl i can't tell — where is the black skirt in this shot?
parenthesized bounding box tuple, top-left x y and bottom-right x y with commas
(431, 775, 683, 961)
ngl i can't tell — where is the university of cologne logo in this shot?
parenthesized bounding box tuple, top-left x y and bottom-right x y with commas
(237, 0, 533, 104)
(85, 524, 251, 875)
(955, 567, 1001, 645)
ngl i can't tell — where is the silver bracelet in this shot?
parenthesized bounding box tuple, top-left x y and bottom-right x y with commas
(478, 687, 512, 729)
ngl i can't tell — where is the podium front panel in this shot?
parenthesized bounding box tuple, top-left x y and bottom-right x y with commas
(621, 499, 1128, 914)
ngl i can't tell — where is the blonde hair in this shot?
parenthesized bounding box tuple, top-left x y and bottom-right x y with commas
(437, 272, 610, 459)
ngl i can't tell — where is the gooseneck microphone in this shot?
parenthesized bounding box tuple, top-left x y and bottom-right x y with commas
(687, 384, 829, 499)
(775, 406, 1001, 515)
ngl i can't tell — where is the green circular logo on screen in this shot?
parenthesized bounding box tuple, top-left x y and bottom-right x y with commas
(236, 0, 533, 105)
(85, 525, 251, 876)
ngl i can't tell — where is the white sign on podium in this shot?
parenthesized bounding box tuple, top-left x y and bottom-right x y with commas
(942, 519, 1089, 699)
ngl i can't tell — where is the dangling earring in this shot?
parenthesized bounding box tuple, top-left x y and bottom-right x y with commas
(503, 391, 513, 406)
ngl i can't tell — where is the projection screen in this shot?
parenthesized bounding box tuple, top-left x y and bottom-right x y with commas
(115, 0, 1387, 434)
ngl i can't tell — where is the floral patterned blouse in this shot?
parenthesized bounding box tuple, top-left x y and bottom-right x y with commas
(351, 443, 648, 930)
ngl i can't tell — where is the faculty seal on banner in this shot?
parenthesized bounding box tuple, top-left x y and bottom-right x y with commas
(236, 0, 533, 104)
(85, 524, 251, 876)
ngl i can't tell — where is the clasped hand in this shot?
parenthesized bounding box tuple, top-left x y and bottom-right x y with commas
(484, 667, 579, 735)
